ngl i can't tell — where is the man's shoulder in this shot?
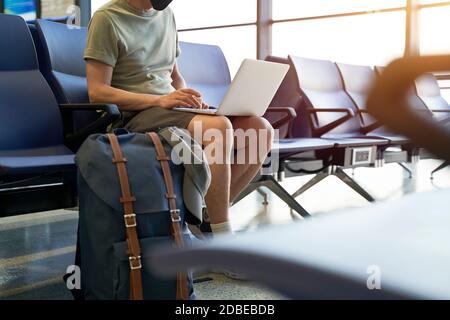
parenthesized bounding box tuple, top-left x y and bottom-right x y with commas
(95, 0, 121, 12)
(161, 6, 176, 25)
(165, 6, 177, 20)
(89, 10, 114, 32)
(165, 6, 175, 16)
(91, 0, 123, 21)
(90, 0, 127, 29)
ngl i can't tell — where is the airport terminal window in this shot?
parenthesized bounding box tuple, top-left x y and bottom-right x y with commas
(420, 0, 450, 4)
(272, 11, 406, 66)
(172, 0, 257, 77)
(273, 0, 406, 20)
(171, 0, 256, 30)
(178, 26, 257, 77)
(419, 3, 450, 94)
(1, 0, 76, 20)
(3, 0, 37, 21)
(41, 0, 75, 18)
(91, 0, 110, 13)
(419, 5, 450, 55)
(437, 80, 450, 103)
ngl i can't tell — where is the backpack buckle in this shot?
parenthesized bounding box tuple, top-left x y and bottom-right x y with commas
(129, 256, 142, 270)
(124, 214, 137, 228)
(170, 209, 181, 222)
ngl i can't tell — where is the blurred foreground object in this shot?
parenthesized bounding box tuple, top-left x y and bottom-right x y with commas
(366, 55, 450, 162)
(151, 189, 450, 299)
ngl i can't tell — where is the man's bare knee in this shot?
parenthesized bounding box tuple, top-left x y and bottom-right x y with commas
(189, 116, 232, 133)
(194, 116, 233, 144)
(209, 116, 233, 133)
(189, 116, 234, 164)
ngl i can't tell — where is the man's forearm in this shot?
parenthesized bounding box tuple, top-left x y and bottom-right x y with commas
(172, 74, 187, 90)
(90, 84, 162, 112)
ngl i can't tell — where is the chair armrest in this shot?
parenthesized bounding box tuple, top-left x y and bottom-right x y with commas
(358, 109, 383, 134)
(411, 108, 445, 121)
(60, 103, 120, 114)
(430, 109, 450, 124)
(429, 109, 450, 124)
(307, 108, 355, 137)
(60, 103, 121, 149)
(430, 109, 450, 113)
(440, 117, 450, 125)
(264, 107, 297, 130)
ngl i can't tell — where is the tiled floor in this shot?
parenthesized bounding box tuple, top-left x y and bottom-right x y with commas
(1, 159, 449, 300)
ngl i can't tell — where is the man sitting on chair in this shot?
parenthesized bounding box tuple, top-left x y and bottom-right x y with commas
(85, 0, 273, 238)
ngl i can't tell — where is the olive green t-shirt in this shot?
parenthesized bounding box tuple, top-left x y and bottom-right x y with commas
(84, 0, 180, 97)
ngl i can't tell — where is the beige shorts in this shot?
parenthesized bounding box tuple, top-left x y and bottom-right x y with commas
(118, 107, 197, 133)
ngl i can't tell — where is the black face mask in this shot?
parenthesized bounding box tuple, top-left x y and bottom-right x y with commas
(151, 0, 173, 11)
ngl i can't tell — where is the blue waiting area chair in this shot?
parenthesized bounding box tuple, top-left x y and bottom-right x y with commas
(0, 14, 119, 217)
(33, 19, 115, 151)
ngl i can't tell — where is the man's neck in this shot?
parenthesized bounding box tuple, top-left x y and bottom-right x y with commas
(126, 0, 153, 12)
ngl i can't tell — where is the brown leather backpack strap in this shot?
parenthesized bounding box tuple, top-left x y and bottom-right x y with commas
(107, 134, 143, 301)
(148, 132, 189, 300)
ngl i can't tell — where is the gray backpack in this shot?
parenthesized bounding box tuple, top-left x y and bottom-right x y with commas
(75, 129, 196, 300)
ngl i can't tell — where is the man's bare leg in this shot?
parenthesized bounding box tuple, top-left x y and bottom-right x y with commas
(188, 115, 234, 225)
(188, 115, 273, 222)
(187, 115, 240, 280)
(187, 115, 273, 281)
(229, 116, 274, 202)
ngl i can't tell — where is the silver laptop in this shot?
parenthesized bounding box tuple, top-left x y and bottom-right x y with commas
(175, 59, 290, 116)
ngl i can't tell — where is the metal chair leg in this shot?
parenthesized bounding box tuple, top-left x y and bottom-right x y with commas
(291, 170, 329, 198)
(334, 168, 376, 202)
(260, 176, 311, 218)
(256, 188, 269, 205)
(398, 162, 413, 179)
(232, 183, 259, 206)
(431, 161, 449, 180)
